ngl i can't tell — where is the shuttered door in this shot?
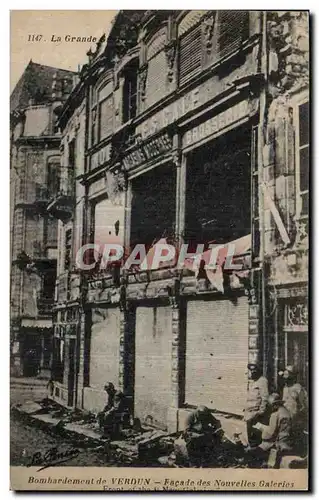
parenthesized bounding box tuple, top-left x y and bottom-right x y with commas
(90, 307, 120, 389)
(135, 306, 172, 429)
(179, 23, 203, 86)
(218, 11, 249, 59)
(185, 296, 249, 415)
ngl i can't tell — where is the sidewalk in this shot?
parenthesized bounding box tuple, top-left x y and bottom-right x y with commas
(11, 399, 172, 465)
(11, 377, 49, 387)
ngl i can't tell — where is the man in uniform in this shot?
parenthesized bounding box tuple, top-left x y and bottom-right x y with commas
(179, 406, 223, 466)
(250, 393, 293, 467)
(97, 382, 116, 432)
(244, 363, 269, 446)
(281, 365, 308, 454)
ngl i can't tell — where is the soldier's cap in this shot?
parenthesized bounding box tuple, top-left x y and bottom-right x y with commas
(104, 382, 115, 391)
(268, 393, 284, 405)
(197, 405, 210, 414)
(284, 365, 298, 374)
(114, 391, 124, 400)
(247, 363, 261, 370)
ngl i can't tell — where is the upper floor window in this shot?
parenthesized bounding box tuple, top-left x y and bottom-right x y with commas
(66, 139, 76, 193)
(295, 99, 309, 218)
(47, 161, 60, 198)
(91, 79, 113, 146)
(178, 11, 249, 87)
(64, 228, 72, 270)
(218, 11, 249, 59)
(123, 59, 138, 122)
(143, 28, 167, 109)
(178, 12, 207, 87)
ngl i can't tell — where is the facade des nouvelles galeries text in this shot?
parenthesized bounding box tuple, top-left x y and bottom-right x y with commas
(10, 11, 309, 433)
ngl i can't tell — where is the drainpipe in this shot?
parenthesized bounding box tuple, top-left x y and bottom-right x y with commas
(257, 11, 268, 377)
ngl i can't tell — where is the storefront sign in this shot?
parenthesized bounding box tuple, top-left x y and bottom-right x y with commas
(123, 132, 172, 170)
(136, 78, 223, 139)
(182, 100, 251, 148)
(90, 143, 111, 170)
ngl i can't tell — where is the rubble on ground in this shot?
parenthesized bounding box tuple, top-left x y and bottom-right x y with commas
(12, 397, 304, 468)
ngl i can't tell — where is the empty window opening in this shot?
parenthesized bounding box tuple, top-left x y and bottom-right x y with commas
(184, 125, 251, 251)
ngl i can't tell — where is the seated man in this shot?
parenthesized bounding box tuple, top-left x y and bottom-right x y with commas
(99, 391, 128, 438)
(97, 382, 116, 430)
(248, 393, 292, 467)
(181, 406, 223, 466)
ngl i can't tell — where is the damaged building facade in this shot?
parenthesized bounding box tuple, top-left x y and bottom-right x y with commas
(10, 62, 75, 377)
(49, 11, 309, 433)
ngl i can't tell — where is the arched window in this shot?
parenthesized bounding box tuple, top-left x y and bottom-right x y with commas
(144, 28, 168, 109)
(91, 78, 113, 146)
(178, 11, 207, 86)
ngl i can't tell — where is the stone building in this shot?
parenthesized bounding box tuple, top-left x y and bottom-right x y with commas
(50, 11, 309, 434)
(10, 61, 75, 377)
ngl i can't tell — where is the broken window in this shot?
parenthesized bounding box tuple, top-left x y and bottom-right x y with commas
(184, 125, 251, 252)
(130, 163, 176, 250)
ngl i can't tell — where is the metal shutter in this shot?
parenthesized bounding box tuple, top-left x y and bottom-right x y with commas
(90, 307, 120, 389)
(218, 11, 249, 59)
(179, 23, 203, 86)
(134, 306, 172, 429)
(185, 296, 249, 415)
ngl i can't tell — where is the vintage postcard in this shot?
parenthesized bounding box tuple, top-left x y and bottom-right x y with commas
(10, 10, 309, 491)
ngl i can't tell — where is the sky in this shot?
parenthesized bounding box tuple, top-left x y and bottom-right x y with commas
(10, 10, 117, 91)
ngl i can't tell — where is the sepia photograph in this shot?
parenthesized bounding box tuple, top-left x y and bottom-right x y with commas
(9, 9, 309, 491)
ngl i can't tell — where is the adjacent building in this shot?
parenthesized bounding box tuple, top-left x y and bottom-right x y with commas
(48, 11, 309, 434)
(10, 61, 75, 377)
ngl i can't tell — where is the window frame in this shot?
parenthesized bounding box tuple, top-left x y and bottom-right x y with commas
(293, 92, 309, 220)
(123, 58, 139, 123)
(90, 77, 114, 147)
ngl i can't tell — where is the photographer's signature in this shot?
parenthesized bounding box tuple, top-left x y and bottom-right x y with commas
(27, 446, 80, 471)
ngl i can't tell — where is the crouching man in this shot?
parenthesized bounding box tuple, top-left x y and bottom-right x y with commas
(98, 391, 127, 439)
(176, 406, 223, 466)
(248, 393, 292, 468)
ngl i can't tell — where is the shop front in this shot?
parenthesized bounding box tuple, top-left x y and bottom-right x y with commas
(82, 305, 121, 412)
(134, 302, 173, 430)
(184, 295, 249, 415)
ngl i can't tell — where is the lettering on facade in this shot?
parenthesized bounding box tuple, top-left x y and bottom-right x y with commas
(123, 132, 172, 170)
(182, 100, 251, 148)
(136, 80, 220, 138)
(90, 143, 112, 170)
